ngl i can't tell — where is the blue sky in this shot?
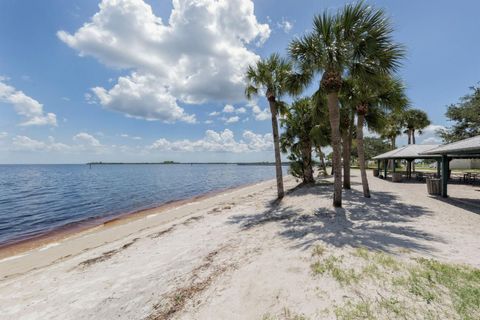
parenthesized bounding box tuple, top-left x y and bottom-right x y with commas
(0, 0, 479, 164)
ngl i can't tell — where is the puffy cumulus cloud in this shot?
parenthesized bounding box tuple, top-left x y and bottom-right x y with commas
(91, 73, 195, 123)
(58, 0, 270, 122)
(222, 104, 246, 114)
(12, 136, 70, 151)
(252, 105, 270, 121)
(236, 107, 246, 114)
(73, 132, 102, 148)
(149, 129, 272, 153)
(0, 79, 57, 126)
(0, 132, 7, 139)
(223, 104, 235, 113)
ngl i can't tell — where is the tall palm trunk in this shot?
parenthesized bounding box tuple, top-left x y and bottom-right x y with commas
(317, 146, 328, 175)
(327, 92, 343, 207)
(342, 129, 351, 189)
(356, 107, 370, 198)
(268, 99, 284, 199)
(412, 129, 416, 172)
(301, 140, 314, 183)
(407, 129, 412, 144)
(342, 109, 355, 189)
(391, 136, 396, 149)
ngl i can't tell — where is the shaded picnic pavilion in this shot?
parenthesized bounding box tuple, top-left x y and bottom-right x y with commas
(372, 136, 480, 198)
(372, 144, 441, 180)
(421, 135, 480, 197)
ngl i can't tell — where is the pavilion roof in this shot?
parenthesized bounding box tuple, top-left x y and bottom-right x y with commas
(421, 135, 480, 155)
(373, 144, 440, 160)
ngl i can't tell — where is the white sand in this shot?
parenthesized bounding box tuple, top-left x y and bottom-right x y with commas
(0, 170, 479, 319)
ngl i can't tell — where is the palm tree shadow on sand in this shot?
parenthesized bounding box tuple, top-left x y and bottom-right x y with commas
(228, 183, 445, 255)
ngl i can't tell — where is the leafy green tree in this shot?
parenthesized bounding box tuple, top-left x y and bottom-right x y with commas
(289, 2, 404, 207)
(280, 98, 316, 184)
(380, 111, 404, 149)
(351, 137, 391, 161)
(438, 85, 480, 143)
(402, 109, 431, 144)
(245, 54, 295, 199)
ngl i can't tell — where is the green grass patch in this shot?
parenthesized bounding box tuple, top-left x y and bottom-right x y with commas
(311, 255, 359, 285)
(406, 258, 480, 319)
(261, 308, 309, 320)
(353, 247, 370, 260)
(311, 248, 480, 319)
(335, 301, 375, 320)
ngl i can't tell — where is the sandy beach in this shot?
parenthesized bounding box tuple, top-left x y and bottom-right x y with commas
(1, 170, 479, 319)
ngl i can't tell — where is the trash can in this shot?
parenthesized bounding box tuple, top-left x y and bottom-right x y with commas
(426, 178, 441, 195)
(391, 172, 402, 182)
(373, 169, 379, 177)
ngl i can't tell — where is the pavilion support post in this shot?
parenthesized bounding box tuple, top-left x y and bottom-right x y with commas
(441, 155, 449, 198)
(392, 160, 396, 173)
(407, 160, 412, 179)
(384, 159, 388, 179)
(436, 159, 441, 177)
(377, 160, 380, 173)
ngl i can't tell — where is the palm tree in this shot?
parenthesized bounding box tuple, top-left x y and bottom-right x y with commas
(346, 75, 408, 198)
(381, 112, 404, 149)
(402, 109, 431, 144)
(289, 2, 405, 207)
(245, 54, 295, 199)
(280, 98, 315, 184)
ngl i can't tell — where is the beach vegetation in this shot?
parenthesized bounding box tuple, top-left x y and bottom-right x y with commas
(289, 1, 405, 206)
(280, 97, 316, 184)
(311, 248, 480, 319)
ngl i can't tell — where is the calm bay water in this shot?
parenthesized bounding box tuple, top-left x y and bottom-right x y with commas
(0, 164, 285, 246)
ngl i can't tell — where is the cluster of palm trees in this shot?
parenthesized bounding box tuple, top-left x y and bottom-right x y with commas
(245, 2, 429, 208)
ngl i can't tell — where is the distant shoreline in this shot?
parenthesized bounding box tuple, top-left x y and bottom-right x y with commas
(86, 162, 291, 166)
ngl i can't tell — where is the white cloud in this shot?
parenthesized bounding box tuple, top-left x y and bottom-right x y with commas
(209, 111, 220, 116)
(0, 132, 7, 139)
(204, 120, 213, 124)
(58, 0, 270, 122)
(120, 133, 142, 140)
(223, 104, 235, 113)
(225, 116, 240, 124)
(73, 132, 102, 147)
(91, 73, 195, 123)
(236, 107, 247, 114)
(222, 104, 246, 114)
(12, 135, 70, 151)
(252, 104, 270, 121)
(277, 18, 294, 33)
(418, 124, 445, 145)
(0, 79, 57, 126)
(149, 129, 272, 153)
